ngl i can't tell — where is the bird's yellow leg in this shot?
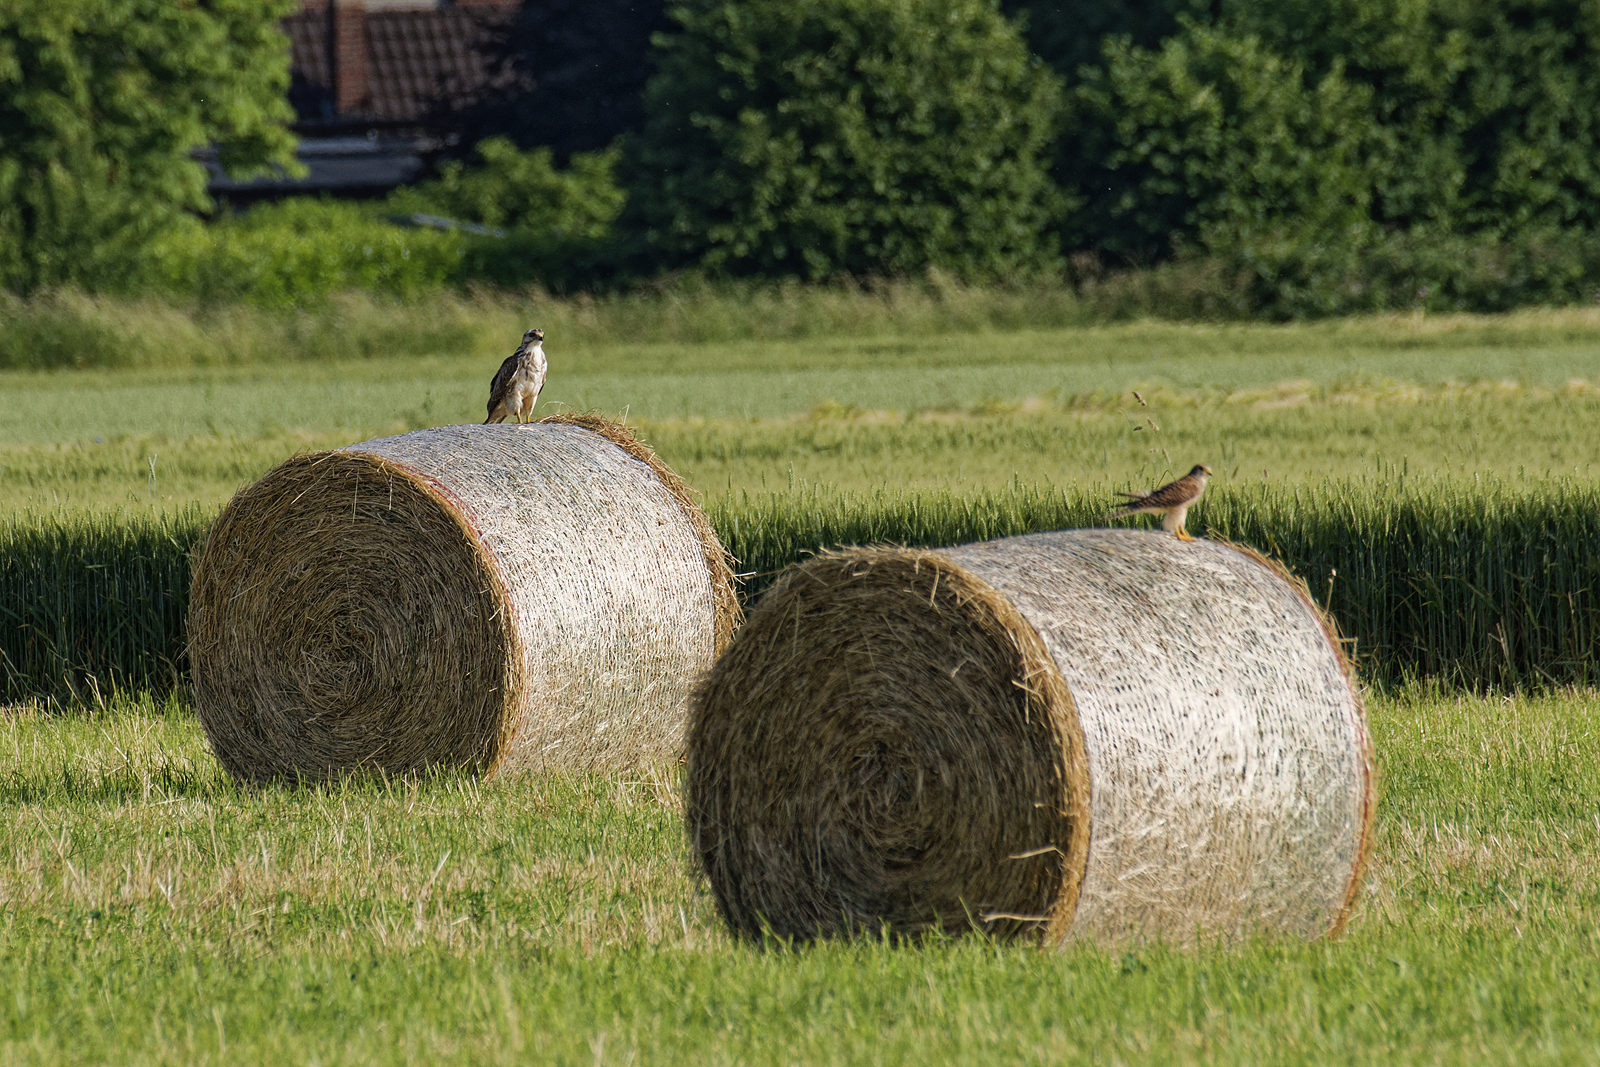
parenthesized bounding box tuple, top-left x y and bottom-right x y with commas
(1175, 525, 1196, 542)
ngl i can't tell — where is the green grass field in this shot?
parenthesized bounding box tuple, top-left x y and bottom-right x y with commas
(10, 384, 1600, 514)
(5, 307, 1600, 511)
(5, 305, 1600, 1063)
(2, 687, 1597, 1064)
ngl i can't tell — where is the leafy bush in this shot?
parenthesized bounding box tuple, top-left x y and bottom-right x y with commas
(627, 0, 1064, 279)
(120, 139, 629, 306)
(390, 138, 626, 239)
(0, 0, 299, 293)
(1002, 0, 1210, 85)
(388, 138, 629, 291)
(1220, 0, 1600, 235)
(1062, 23, 1373, 262)
(1009, 0, 1600, 283)
(144, 200, 464, 309)
(1215, 226, 1600, 319)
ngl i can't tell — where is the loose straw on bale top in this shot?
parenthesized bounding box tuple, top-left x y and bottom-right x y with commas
(687, 530, 1374, 947)
(189, 414, 739, 783)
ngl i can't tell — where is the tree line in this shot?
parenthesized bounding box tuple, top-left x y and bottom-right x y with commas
(5, 0, 1600, 315)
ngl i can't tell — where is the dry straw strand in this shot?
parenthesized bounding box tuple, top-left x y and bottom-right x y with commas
(687, 529, 1373, 947)
(189, 416, 737, 783)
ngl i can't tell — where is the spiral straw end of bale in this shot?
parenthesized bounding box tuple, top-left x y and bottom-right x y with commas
(189, 414, 739, 784)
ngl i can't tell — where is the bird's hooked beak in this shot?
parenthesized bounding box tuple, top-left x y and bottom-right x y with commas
(524, 328, 544, 344)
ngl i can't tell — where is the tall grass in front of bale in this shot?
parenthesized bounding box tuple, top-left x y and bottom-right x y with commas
(5, 474, 1600, 703)
(711, 473, 1600, 691)
(1201, 475, 1600, 690)
(0, 507, 208, 705)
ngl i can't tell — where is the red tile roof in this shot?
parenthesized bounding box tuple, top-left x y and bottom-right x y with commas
(284, 5, 516, 125)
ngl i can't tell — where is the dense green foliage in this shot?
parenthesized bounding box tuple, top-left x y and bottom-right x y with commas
(147, 200, 464, 308)
(1224, 224, 1600, 318)
(33, 141, 632, 308)
(1002, 0, 1206, 83)
(389, 138, 628, 291)
(626, 0, 1064, 278)
(1223, 0, 1600, 235)
(1004, 0, 1600, 310)
(2, 690, 1598, 1062)
(1062, 23, 1373, 262)
(392, 139, 625, 241)
(0, 0, 299, 293)
(8, 0, 1600, 313)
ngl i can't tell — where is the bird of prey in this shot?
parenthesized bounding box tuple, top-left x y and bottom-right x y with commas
(484, 327, 548, 424)
(1107, 464, 1213, 541)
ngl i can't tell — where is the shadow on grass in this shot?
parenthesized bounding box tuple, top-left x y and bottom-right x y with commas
(0, 762, 236, 806)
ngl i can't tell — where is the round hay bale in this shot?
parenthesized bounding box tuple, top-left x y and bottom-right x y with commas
(190, 414, 739, 783)
(687, 529, 1374, 946)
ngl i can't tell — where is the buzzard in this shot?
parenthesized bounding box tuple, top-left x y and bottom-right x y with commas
(1107, 464, 1213, 541)
(484, 328, 548, 424)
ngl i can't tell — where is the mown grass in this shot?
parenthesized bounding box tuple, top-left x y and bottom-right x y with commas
(4, 300, 1598, 511)
(5, 379, 1600, 512)
(1, 687, 1597, 1065)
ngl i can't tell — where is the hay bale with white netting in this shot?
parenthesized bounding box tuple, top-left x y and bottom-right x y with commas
(189, 414, 739, 783)
(687, 529, 1374, 947)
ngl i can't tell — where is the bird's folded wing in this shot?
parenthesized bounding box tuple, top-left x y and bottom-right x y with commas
(1139, 477, 1199, 509)
(487, 354, 519, 405)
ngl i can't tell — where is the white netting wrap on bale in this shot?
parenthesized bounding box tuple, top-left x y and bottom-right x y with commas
(686, 529, 1374, 947)
(190, 415, 739, 783)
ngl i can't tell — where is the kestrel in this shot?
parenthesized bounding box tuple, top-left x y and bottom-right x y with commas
(1107, 464, 1213, 541)
(484, 327, 548, 424)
